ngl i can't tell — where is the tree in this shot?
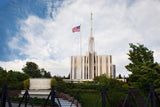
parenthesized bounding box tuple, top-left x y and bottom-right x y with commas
(40, 68, 51, 78)
(6, 70, 29, 90)
(22, 62, 51, 78)
(7, 70, 29, 82)
(22, 62, 41, 78)
(118, 74, 122, 79)
(125, 43, 160, 89)
(64, 73, 70, 79)
(125, 43, 154, 73)
(0, 68, 7, 87)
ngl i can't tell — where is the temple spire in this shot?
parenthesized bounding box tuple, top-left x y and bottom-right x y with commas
(88, 12, 95, 52)
(90, 12, 93, 37)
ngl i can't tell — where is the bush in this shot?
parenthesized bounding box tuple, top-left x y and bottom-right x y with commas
(153, 79, 160, 88)
(56, 81, 66, 92)
(24, 79, 30, 90)
(10, 96, 59, 106)
(51, 78, 57, 87)
(122, 84, 130, 89)
(8, 81, 24, 90)
(53, 75, 129, 107)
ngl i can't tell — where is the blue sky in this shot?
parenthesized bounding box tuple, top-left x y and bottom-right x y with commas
(0, 0, 160, 76)
(0, 0, 52, 61)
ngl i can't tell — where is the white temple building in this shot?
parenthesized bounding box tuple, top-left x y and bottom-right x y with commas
(70, 13, 116, 82)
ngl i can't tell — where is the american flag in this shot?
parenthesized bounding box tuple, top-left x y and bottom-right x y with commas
(72, 26, 80, 32)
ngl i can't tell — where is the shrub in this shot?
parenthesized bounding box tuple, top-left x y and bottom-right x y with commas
(51, 78, 57, 87)
(122, 84, 130, 89)
(10, 96, 59, 106)
(24, 79, 30, 90)
(155, 88, 160, 95)
(56, 81, 66, 92)
(153, 79, 160, 88)
(8, 81, 24, 90)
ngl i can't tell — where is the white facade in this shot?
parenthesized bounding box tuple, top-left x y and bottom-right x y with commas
(70, 35, 115, 81)
(70, 53, 113, 81)
(70, 13, 115, 82)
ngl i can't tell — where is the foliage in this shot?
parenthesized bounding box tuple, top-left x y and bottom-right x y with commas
(125, 43, 160, 90)
(51, 78, 57, 86)
(6, 70, 30, 90)
(55, 81, 102, 92)
(22, 62, 51, 78)
(0, 68, 7, 87)
(122, 84, 130, 89)
(93, 74, 126, 90)
(118, 74, 122, 79)
(55, 77, 128, 107)
(7, 70, 29, 82)
(53, 76, 63, 81)
(79, 92, 101, 107)
(52, 74, 129, 107)
(0, 68, 30, 90)
(22, 62, 41, 78)
(125, 43, 154, 73)
(40, 68, 51, 78)
(8, 81, 24, 90)
(24, 79, 30, 90)
(155, 88, 160, 95)
(65, 73, 70, 79)
(153, 79, 160, 88)
(56, 81, 66, 92)
(0, 62, 51, 90)
(93, 76, 99, 82)
(98, 74, 110, 86)
(10, 96, 58, 106)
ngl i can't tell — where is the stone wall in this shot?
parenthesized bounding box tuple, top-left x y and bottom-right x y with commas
(29, 78, 51, 90)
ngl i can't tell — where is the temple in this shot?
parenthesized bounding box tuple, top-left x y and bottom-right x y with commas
(70, 13, 116, 82)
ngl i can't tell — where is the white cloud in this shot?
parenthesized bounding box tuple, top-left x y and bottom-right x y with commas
(0, 58, 70, 76)
(2, 0, 160, 77)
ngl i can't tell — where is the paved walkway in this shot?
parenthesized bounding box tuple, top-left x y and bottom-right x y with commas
(6, 103, 40, 107)
(5, 98, 76, 107)
(56, 98, 76, 107)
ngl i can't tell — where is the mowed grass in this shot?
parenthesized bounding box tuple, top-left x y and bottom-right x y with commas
(79, 92, 117, 107)
(76, 90, 127, 107)
(80, 92, 101, 107)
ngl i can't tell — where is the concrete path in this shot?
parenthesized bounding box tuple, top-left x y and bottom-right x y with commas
(56, 98, 76, 107)
(4, 98, 76, 107)
(6, 103, 40, 107)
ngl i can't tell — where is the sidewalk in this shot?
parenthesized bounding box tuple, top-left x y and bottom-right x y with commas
(6, 103, 40, 107)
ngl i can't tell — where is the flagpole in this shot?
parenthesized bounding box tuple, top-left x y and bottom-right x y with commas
(80, 24, 82, 80)
(80, 24, 82, 57)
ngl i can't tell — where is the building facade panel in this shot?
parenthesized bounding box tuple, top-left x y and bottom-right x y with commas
(70, 19, 115, 81)
(71, 54, 114, 81)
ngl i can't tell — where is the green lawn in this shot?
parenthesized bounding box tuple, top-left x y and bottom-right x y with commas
(80, 92, 101, 107)
(71, 90, 127, 107)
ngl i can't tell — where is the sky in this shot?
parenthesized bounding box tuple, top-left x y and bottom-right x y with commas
(0, 0, 160, 77)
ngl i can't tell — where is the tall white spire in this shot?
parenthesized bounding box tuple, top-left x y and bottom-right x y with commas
(90, 12, 93, 37)
(88, 12, 95, 52)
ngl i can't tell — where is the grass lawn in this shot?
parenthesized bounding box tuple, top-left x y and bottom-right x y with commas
(80, 92, 101, 107)
(74, 91, 127, 107)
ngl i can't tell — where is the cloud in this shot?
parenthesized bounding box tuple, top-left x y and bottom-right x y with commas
(0, 58, 70, 76)
(2, 0, 160, 76)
